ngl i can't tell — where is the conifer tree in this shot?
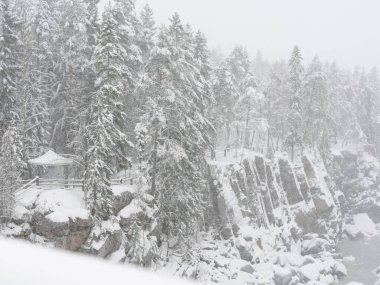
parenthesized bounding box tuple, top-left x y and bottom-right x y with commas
(84, 6, 131, 222)
(17, 0, 54, 164)
(0, 0, 22, 142)
(138, 3, 156, 63)
(303, 56, 329, 150)
(111, 0, 142, 137)
(137, 15, 213, 242)
(49, 0, 89, 154)
(0, 121, 25, 218)
(284, 46, 304, 161)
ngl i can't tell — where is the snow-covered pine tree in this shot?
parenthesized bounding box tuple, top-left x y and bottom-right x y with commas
(357, 67, 380, 145)
(49, 0, 89, 154)
(16, 0, 54, 167)
(284, 46, 304, 161)
(137, 14, 213, 243)
(138, 3, 156, 63)
(0, 0, 22, 143)
(84, 6, 132, 222)
(303, 56, 330, 152)
(211, 63, 239, 146)
(111, 0, 142, 137)
(264, 67, 288, 151)
(74, 0, 101, 175)
(0, 120, 25, 220)
(227, 46, 252, 94)
(367, 67, 380, 149)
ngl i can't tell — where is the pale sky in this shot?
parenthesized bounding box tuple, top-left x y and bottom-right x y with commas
(105, 0, 380, 71)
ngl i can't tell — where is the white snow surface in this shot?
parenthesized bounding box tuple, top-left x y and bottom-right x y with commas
(15, 184, 136, 223)
(0, 238, 191, 285)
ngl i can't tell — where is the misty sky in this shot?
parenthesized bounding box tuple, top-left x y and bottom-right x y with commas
(103, 0, 380, 71)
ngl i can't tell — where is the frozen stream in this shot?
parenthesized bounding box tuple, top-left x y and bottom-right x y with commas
(337, 235, 380, 285)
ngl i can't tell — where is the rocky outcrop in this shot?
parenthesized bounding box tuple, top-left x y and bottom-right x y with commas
(80, 221, 123, 258)
(331, 149, 380, 223)
(34, 216, 93, 251)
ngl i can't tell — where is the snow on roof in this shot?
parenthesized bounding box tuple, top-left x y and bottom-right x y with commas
(28, 150, 73, 166)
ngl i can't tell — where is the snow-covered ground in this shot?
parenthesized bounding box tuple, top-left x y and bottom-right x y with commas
(0, 238, 192, 285)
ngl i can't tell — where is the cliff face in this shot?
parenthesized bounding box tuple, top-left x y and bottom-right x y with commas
(2, 148, 379, 284)
(206, 151, 343, 241)
(163, 150, 351, 284)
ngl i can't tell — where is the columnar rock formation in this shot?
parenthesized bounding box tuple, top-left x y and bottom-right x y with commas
(207, 152, 343, 240)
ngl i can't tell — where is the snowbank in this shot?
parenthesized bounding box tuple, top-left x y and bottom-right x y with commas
(0, 238, 190, 285)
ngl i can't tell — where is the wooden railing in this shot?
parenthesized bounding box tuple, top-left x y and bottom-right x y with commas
(15, 176, 137, 198)
(15, 177, 39, 197)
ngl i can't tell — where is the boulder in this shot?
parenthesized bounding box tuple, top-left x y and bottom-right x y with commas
(112, 189, 134, 215)
(236, 238, 253, 262)
(354, 201, 380, 223)
(81, 222, 123, 258)
(273, 266, 293, 285)
(301, 237, 329, 256)
(119, 199, 153, 231)
(240, 264, 255, 274)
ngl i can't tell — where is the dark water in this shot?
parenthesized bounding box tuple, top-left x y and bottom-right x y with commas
(337, 235, 380, 285)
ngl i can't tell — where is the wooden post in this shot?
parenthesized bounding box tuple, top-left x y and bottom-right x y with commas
(120, 178, 123, 185)
(64, 165, 69, 188)
(36, 176, 40, 187)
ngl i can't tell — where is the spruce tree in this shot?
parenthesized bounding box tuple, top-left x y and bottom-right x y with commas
(138, 3, 156, 63)
(49, 0, 89, 154)
(17, 0, 54, 165)
(0, 121, 25, 219)
(84, 6, 131, 222)
(303, 56, 329, 150)
(111, 0, 142, 138)
(0, 0, 22, 142)
(137, 15, 213, 242)
(284, 46, 304, 161)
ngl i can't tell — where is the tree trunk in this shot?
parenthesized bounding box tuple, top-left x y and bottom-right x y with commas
(151, 126, 159, 196)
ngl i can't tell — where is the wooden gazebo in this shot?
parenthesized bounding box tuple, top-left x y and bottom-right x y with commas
(28, 150, 74, 188)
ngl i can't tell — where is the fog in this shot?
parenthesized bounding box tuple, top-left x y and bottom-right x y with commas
(128, 0, 380, 70)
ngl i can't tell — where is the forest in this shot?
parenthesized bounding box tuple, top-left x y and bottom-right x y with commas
(1, 0, 380, 284)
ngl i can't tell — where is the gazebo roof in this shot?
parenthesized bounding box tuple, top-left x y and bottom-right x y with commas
(28, 150, 74, 166)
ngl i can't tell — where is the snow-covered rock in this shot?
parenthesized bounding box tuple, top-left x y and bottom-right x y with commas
(240, 263, 254, 274)
(273, 266, 292, 285)
(35, 215, 93, 250)
(81, 220, 122, 258)
(372, 265, 380, 278)
(301, 237, 330, 256)
(344, 213, 377, 239)
(111, 185, 134, 214)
